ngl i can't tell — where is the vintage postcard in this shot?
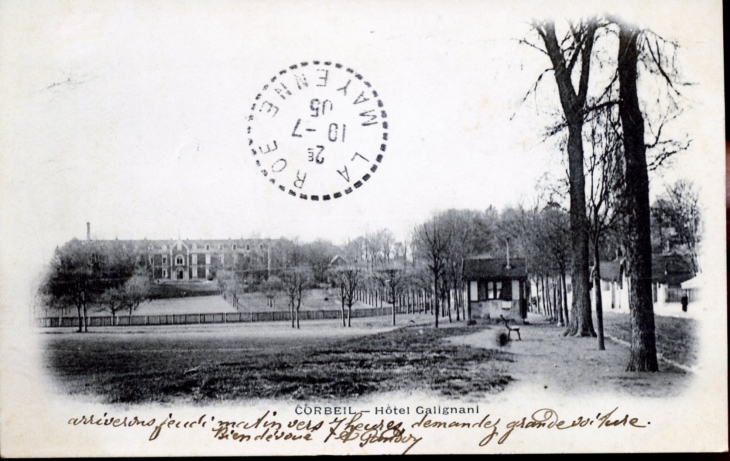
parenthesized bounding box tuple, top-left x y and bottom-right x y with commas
(0, 0, 726, 456)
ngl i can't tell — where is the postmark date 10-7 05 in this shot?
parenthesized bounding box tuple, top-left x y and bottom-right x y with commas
(247, 61, 388, 201)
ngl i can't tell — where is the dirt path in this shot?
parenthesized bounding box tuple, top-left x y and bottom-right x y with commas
(448, 314, 692, 398)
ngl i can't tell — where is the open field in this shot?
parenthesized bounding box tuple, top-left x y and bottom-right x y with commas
(38, 290, 385, 319)
(135, 295, 236, 315)
(41, 309, 697, 404)
(227, 288, 376, 312)
(601, 310, 698, 367)
(42, 315, 513, 405)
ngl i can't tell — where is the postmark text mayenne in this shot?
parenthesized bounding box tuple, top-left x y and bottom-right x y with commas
(247, 61, 388, 201)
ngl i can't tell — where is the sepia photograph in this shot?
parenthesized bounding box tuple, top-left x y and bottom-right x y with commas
(0, 0, 726, 455)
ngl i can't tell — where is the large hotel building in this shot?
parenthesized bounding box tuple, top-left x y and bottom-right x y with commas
(87, 223, 272, 281)
(143, 238, 272, 281)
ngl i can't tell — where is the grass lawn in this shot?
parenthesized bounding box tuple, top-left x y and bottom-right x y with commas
(601, 311, 698, 367)
(43, 321, 513, 405)
(233, 288, 376, 312)
(44, 289, 388, 318)
(135, 295, 236, 315)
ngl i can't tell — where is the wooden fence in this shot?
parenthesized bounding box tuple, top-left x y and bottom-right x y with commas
(33, 306, 396, 328)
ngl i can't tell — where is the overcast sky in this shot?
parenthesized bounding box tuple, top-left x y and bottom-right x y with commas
(0, 0, 724, 286)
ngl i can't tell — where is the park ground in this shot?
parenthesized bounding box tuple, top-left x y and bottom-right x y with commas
(40, 297, 696, 404)
(38, 289, 378, 318)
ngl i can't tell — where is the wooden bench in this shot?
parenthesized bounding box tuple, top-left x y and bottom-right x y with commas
(500, 315, 521, 341)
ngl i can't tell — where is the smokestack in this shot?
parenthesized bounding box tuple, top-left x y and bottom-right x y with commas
(506, 238, 511, 269)
(267, 242, 271, 279)
(87, 222, 90, 241)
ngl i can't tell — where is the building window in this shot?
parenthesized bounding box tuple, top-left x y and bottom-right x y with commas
(487, 282, 494, 300)
(206, 244, 210, 250)
(233, 244, 237, 250)
(470, 281, 478, 301)
(162, 269, 168, 278)
(162, 256, 167, 264)
(246, 244, 250, 251)
(175, 255, 184, 265)
(149, 255, 153, 264)
(477, 281, 487, 300)
(495, 281, 502, 299)
(192, 254, 198, 265)
(221, 254, 225, 265)
(219, 244, 224, 250)
(205, 254, 211, 265)
(259, 244, 263, 250)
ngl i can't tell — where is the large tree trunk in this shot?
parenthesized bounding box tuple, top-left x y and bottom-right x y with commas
(453, 285, 458, 320)
(545, 277, 553, 321)
(466, 287, 471, 321)
(551, 280, 563, 324)
(341, 290, 346, 327)
(434, 277, 439, 328)
(537, 275, 547, 317)
(561, 271, 569, 326)
(446, 286, 452, 323)
(540, 20, 597, 338)
(594, 239, 606, 350)
(565, 124, 595, 337)
(617, 22, 658, 371)
(556, 277, 564, 326)
(82, 303, 88, 332)
(76, 304, 83, 333)
(392, 287, 396, 326)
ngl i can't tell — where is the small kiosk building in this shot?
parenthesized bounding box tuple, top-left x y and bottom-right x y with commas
(463, 255, 529, 323)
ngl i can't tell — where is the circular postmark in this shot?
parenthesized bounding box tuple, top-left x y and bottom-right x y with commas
(247, 61, 388, 200)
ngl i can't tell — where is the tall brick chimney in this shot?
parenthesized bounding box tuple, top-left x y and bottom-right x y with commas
(87, 222, 90, 241)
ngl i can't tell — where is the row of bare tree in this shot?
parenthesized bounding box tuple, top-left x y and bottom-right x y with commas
(517, 16, 694, 370)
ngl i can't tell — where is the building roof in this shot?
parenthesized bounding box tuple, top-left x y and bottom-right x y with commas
(596, 253, 694, 286)
(463, 256, 528, 280)
(328, 255, 348, 266)
(89, 238, 274, 252)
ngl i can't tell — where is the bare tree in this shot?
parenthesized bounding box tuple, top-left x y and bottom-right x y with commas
(652, 180, 701, 272)
(373, 266, 407, 326)
(413, 214, 454, 328)
(535, 203, 572, 326)
(442, 209, 495, 322)
(122, 273, 150, 317)
(332, 265, 363, 327)
(585, 106, 626, 350)
(522, 18, 599, 337)
(281, 267, 311, 329)
(615, 20, 658, 372)
(98, 287, 126, 326)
